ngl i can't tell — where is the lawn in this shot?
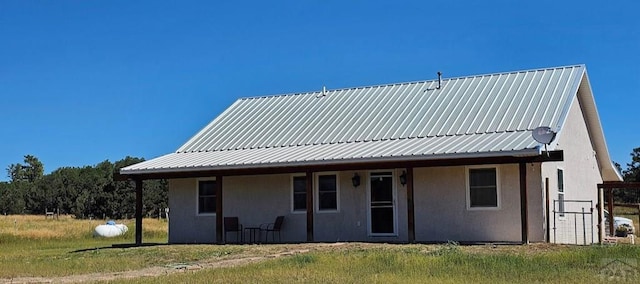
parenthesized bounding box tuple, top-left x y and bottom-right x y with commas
(1, 215, 639, 283)
(128, 243, 640, 284)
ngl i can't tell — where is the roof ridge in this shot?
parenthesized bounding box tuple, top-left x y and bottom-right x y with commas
(238, 64, 586, 101)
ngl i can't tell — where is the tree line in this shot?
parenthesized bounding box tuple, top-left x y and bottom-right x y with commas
(1, 148, 639, 218)
(614, 147, 640, 204)
(0, 155, 167, 219)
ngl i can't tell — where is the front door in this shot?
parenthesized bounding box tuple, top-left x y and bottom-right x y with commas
(369, 171, 396, 235)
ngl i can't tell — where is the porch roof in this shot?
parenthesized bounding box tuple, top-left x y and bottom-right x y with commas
(120, 131, 540, 175)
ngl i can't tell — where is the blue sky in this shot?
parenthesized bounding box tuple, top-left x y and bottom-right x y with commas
(1, 1, 638, 180)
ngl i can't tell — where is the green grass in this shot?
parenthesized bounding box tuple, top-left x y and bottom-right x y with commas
(126, 244, 640, 284)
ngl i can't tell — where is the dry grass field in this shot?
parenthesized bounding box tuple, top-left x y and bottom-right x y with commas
(0, 214, 164, 240)
(0, 215, 170, 280)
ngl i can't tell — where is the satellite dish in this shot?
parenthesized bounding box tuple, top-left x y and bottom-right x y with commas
(532, 126, 556, 144)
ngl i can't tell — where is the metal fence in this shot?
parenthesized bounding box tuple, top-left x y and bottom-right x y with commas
(552, 199, 594, 245)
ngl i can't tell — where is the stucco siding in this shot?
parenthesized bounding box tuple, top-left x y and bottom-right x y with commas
(542, 94, 602, 244)
(168, 175, 302, 244)
(168, 178, 216, 244)
(167, 170, 412, 243)
(168, 165, 545, 244)
(414, 164, 543, 243)
(314, 171, 363, 242)
(223, 174, 300, 241)
(312, 170, 408, 242)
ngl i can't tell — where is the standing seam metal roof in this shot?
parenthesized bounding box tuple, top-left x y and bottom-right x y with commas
(122, 65, 589, 174)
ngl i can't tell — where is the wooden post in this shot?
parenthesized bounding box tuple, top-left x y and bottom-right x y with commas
(637, 204, 640, 232)
(135, 179, 143, 246)
(306, 171, 314, 242)
(597, 187, 603, 244)
(406, 167, 415, 243)
(607, 188, 614, 236)
(216, 175, 223, 244)
(545, 177, 550, 243)
(519, 163, 529, 244)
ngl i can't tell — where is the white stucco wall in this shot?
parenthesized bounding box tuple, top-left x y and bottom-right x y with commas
(167, 171, 408, 243)
(167, 164, 546, 244)
(542, 95, 603, 244)
(413, 164, 543, 243)
(167, 178, 216, 244)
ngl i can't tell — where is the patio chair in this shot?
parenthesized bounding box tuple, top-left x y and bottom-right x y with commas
(261, 216, 284, 243)
(224, 217, 243, 243)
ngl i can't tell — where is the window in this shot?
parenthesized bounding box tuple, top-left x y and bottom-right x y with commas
(292, 175, 307, 212)
(558, 169, 565, 217)
(317, 174, 338, 211)
(198, 180, 216, 214)
(467, 167, 499, 209)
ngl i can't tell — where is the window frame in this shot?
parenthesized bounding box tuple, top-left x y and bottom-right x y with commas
(466, 165, 501, 210)
(196, 178, 217, 216)
(315, 172, 340, 213)
(557, 168, 565, 217)
(291, 174, 307, 214)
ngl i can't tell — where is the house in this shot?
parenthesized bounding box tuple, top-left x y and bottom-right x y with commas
(119, 64, 622, 245)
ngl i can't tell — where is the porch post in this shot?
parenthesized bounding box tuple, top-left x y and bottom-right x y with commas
(597, 186, 603, 244)
(519, 163, 529, 244)
(135, 179, 143, 246)
(306, 171, 314, 242)
(545, 178, 550, 243)
(607, 188, 614, 236)
(406, 167, 415, 243)
(216, 175, 224, 244)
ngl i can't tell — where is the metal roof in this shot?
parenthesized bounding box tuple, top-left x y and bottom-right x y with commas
(122, 65, 590, 174)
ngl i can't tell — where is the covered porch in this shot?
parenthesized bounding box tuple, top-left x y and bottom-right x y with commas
(115, 151, 563, 246)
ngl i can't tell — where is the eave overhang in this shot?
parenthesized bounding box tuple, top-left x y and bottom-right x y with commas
(115, 150, 562, 181)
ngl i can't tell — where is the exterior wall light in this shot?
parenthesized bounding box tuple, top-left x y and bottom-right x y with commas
(400, 171, 407, 186)
(352, 173, 361, 188)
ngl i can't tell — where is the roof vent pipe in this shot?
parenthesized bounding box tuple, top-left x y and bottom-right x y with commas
(317, 86, 327, 98)
(437, 71, 442, 89)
